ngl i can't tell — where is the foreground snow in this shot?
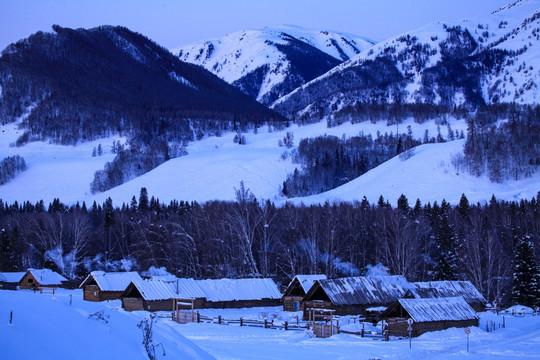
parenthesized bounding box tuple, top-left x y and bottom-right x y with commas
(1, 289, 540, 360)
(1, 117, 538, 207)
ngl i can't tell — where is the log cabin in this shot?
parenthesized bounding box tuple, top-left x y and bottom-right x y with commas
(79, 271, 142, 301)
(282, 275, 327, 311)
(302, 275, 413, 320)
(380, 296, 479, 337)
(18, 269, 67, 290)
(0, 272, 26, 290)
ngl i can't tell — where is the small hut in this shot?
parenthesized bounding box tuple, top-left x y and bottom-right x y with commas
(18, 269, 67, 290)
(302, 276, 413, 320)
(121, 278, 178, 311)
(380, 296, 479, 337)
(412, 281, 487, 311)
(0, 272, 26, 290)
(79, 271, 142, 301)
(121, 277, 207, 312)
(282, 275, 327, 311)
(197, 278, 282, 308)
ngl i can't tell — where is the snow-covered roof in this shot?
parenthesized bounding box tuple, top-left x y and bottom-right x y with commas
(397, 297, 479, 323)
(0, 272, 26, 283)
(311, 276, 412, 306)
(196, 278, 282, 302)
(167, 278, 207, 299)
(79, 271, 142, 292)
(127, 279, 178, 301)
(26, 269, 67, 285)
(412, 281, 486, 304)
(126, 277, 209, 301)
(294, 275, 328, 293)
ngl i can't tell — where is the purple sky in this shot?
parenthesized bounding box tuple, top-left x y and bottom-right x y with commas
(0, 0, 510, 51)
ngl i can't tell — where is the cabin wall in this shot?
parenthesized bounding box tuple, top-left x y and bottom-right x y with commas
(83, 285, 101, 301)
(19, 273, 38, 290)
(0, 282, 18, 290)
(122, 297, 144, 311)
(283, 296, 304, 311)
(145, 299, 174, 312)
(205, 298, 281, 309)
(387, 318, 479, 337)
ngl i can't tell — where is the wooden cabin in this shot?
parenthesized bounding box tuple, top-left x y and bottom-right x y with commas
(412, 281, 487, 312)
(18, 269, 67, 290)
(121, 277, 207, 312)
(79, 271, 142, 301)
(380, 296, 479, 337)
(302, 276, 413, 320)
(0, 272, 25, 290)
(197, 278, 282, 309)
(282, 275, 327, 311)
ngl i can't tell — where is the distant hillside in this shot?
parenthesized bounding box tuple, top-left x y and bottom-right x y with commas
(272, 0, 540, 121)
(0, 25, 284, 145)
(173, 26, 374, 105)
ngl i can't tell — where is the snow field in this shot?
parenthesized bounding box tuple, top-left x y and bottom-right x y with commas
(3, 288, 539, 360)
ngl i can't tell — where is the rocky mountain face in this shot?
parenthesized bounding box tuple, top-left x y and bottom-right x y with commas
(272, 0, 540, 121)
(173, 26, 375, 105)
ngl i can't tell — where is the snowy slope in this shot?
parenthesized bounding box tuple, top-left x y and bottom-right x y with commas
(1, 117, 538, 208)
(273, 0, 540, 118)
(0, 289, 214, 360)
(172, 25, 374, 104)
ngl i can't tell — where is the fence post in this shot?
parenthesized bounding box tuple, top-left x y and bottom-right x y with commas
(218, 315, 222, 325)
(197, 311, 200, 323)
(240, 317, 243, 327)
(264, 319, 268, 328)
(285, 321, 288, 331)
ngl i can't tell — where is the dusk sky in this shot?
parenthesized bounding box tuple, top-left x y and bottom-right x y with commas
(1, 0, 509, 51)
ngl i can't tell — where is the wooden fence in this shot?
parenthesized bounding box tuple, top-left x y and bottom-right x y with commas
(172, 310, 309, 331)
(171, 310, 385, 339)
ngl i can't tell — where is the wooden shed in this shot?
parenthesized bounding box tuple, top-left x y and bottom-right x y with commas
(282, 274, 327, 311)
(79, 271, 142, 301)
(302, 276, 413, 320)
(121, 277, 207, 312)
(18, 269, 67, 290)
(197, 278, 282, 309)
(412, 281, 487, 312)
(0, 272, 26, 290)
(380, 296, 479, 337)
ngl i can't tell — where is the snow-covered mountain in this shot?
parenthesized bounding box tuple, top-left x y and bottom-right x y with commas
(272, 0, 540, 119)
(173, 26, 375, 105)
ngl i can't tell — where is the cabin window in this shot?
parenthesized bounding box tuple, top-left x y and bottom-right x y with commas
(293, 301, 300, 311)
(28, 278, 33, 283)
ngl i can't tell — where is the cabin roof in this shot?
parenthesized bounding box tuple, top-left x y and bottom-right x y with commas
(26, 269, 67, 285)
(412, 281, 486, 304)
(126, 279, 178, 301)
(310, 276, 412, 306)
(0, 272, 26, 283)
(396, 296, 479, 322)
(287, 275, 327, 295)
(196, 278, 282, 302)
(79, 271, 142, 292)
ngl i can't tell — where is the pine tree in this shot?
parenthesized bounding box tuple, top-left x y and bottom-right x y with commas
(0, 228, 19, 271)
(431, 200, 460, 280)
(139, 187, 149, 211)
(512, 234, 539, 307)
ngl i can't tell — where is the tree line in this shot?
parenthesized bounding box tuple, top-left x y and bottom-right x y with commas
(1, 188, 538, 307)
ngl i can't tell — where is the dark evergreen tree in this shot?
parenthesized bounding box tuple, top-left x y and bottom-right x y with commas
(138, 187, 149, 211)
(0, 228, 20, 271)
(431, 200, 460, 280)
(397, 194, 410, 213)
(511, 234, 539, 307)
